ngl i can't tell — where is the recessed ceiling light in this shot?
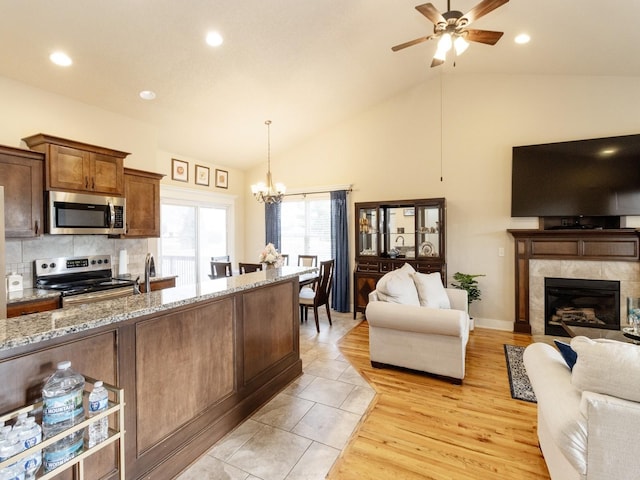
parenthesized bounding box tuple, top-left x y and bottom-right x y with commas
(206, 31, 224, 47)
(515, 33, 531, 45)
(139, 90, 157, 100)
(50, 51, 72, 67)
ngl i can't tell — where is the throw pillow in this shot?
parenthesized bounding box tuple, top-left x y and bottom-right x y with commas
(375, 263, 420, 306)
(570, 335, 640, 402)
(411, 271, 451, 309)
(554, 340, 578, 370)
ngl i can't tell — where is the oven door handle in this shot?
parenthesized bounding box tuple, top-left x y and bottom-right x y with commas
(62, 286, 134, 307)
(108, 202, 116, 229)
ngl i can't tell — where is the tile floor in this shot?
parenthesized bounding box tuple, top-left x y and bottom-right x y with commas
(176, 311, 374, 480)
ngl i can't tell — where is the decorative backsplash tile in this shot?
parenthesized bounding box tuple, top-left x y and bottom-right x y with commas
(5, 235, 149, 289)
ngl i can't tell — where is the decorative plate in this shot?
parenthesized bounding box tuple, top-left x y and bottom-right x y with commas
(420, 241, 434, 256)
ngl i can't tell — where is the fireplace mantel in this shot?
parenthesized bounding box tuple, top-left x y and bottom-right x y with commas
(507, 229, 640, 333)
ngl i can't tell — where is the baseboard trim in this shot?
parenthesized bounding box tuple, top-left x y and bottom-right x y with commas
(474, 317, 513, 332)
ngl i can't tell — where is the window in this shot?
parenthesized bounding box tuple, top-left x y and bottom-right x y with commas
(281, 194, 331, 263)
(160, 186, 233, 288)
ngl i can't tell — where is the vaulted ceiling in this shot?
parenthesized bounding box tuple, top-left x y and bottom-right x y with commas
(1, 1, 638, 168)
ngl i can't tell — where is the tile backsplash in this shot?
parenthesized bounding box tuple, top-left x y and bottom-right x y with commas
(5, 235, 151, 288)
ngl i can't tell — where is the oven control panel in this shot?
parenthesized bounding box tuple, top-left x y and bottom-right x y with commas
(35, 255, 112, 277)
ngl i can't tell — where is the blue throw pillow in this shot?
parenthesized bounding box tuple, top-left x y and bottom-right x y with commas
(554, 340, 578, 370)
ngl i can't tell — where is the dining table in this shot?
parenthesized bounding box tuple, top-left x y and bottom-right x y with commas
(298, 271, 319, 289)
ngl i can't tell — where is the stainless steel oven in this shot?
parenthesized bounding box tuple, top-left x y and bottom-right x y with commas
(47, 191, 126, 235)
(35, 254, 137, 307)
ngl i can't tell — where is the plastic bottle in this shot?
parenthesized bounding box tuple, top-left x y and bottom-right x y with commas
(13, 415, 41, 480)
(0, 431, 25, 480)
(85, 381, 109, 448)
(41, 361, 85, 473)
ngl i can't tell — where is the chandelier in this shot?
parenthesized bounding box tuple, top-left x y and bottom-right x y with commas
(251, 120, 286, 204)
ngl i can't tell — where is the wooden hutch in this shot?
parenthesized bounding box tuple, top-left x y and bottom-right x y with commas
(354, 197, 446, 317)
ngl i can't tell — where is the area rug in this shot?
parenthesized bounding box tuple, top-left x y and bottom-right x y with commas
(503, 344, 537, 403)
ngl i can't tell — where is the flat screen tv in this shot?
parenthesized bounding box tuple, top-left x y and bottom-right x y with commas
(511, 134, 640, 218)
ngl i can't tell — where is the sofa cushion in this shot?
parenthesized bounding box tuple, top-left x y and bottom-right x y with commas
(523, 343, 587, 475)
(570, 336, 640, 402)
(375, 263, 420, 306)
(411, 272, 451, 309)
(554, 340, 578, 370)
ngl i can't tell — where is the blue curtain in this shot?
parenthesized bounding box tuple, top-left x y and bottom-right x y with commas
(265, 202, 281, 250)
(330, 190, 350, 312)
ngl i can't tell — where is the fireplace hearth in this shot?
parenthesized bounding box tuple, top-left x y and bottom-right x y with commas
(545, 277, 620, 337)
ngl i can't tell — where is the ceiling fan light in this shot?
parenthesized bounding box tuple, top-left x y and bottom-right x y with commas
(454, 36, 469, 55)
(433, 48, 447, 61)
(437, 33, 453, 53)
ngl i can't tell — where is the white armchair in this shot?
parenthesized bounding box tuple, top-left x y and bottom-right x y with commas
(366, 287, 470, 382)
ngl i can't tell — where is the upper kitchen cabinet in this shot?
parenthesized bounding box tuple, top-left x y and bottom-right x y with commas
(0, 145, 44, 237)
(123, 168, 164, 237)
(22, 134, 129, 196)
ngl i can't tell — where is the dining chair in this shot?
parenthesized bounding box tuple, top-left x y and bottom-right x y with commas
(299, 259, 334, 333)
(238, 262, 263, 274)
(209, 261, 232, 279)
(280, 254, 289, 266)
(298, 255, 318, 267)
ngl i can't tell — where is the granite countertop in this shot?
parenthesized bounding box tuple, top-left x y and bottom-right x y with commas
(6, 275, 178, 305)
(0, 267, 314, 352)
(6, 288, 61, 304)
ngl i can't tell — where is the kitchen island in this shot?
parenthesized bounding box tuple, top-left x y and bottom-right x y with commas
(0, 267, 310, 480)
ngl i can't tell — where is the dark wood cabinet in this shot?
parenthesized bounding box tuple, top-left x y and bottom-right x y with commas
(123, 168, 164, 237)
(354, 198, 446, 317)
(0, 276, 301, 480)
(7, 296, 60, 318)
(139, 276, 176, 293)
(0, 145, 44, 237)
(22, 133, 128, 196)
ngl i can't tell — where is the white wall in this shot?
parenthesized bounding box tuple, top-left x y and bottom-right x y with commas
(245, 73, 640, 328)
(0, 75, 246, 275)
(2, 71, 639, 328)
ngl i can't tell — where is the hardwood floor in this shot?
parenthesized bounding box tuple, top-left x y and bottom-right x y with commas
(328, 322, 551, 480)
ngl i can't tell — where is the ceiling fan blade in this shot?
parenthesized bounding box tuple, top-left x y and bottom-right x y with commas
(465, 29, 504, 45)
(460, 0, 509, 25)
(391, 35, 433, 52)
(415, 3, 446, 26)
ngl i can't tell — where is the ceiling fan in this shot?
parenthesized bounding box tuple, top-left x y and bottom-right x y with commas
(392, 0, 509, 67)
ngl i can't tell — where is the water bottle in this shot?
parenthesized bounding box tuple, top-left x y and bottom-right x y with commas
(13, 416, 41, 480)
(0, 431, 25, 480)
(85, 381, 109, 448)
(41, 361, 85, 472)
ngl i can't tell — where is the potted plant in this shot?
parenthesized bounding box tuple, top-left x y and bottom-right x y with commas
(451, 272, 485, 327)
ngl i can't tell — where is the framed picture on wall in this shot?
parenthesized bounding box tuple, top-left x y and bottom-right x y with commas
(172, 158, 188, 182)
(195, 165, 210, 186)
(215, 169, 228, 189)
(403, 208, 414, 216)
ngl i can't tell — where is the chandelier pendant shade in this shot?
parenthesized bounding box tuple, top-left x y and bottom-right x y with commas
(251, 119, 286, 204)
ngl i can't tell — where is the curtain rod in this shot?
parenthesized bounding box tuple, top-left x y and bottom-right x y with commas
(283, 185, 352, 198)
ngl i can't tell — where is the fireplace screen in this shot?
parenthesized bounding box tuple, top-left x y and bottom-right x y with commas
(545, 277, 620, 336)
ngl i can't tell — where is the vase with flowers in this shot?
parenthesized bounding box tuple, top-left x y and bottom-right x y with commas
(259, 243, 283, 269)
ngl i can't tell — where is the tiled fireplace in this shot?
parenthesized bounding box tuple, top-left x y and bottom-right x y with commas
(509, 229, 640, 334)
(529, 259, 639, 336)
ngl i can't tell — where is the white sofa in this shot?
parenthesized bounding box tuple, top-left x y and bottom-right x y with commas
(523, 337, 640, 480)
(365, 264, 470, 382)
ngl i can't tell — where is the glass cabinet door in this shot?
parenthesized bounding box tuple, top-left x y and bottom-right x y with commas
(384, 207, 416, 258)
(357, 207, 378, 256)
(416, 205, 441, 258)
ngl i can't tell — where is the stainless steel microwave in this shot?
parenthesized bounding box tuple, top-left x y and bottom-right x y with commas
(47, 191, 126, 235)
